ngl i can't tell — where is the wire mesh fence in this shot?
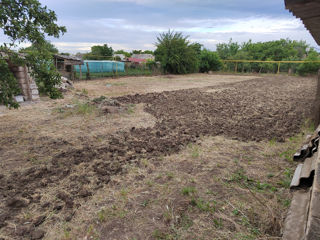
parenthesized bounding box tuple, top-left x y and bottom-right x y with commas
(222, 60, 320, 75)
(73, 59, 161, 80)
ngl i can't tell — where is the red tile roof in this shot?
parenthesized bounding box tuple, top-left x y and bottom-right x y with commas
(128, 58, 147, 63)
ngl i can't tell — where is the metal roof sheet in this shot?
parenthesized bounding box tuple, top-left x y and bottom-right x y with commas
(285, 0, 320, 45)
(54, 54, 83, 63)
(291, 155, 316, 188)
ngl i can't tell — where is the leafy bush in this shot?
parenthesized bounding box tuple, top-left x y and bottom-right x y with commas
(154, 30, 200, 74)
(0, 59, 20, 108)
(114, 56, 121, 61)
(216, 39, 240, 60)
(216, 38, 320, 74)
(114, 50, 131, 58)
(259, 58, 275, 73)
(24, 41, 63, 99)
(146, 60, 157, 70)
(297, 50, 320, 76)
(199, 49, 222, 73)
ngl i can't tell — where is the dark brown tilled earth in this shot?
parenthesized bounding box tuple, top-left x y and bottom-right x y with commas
(0, 76, 316, 239)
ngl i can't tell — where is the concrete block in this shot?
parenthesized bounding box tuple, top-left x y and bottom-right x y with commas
(11, 66, 24, 72)
(15, 95, 25, 103)
(31, 95, 40, 100)
(30, 83, 37, 89)
(16, 72, 26, 79)
(20, 83, 29, 90)
(31, 89, 39, 95)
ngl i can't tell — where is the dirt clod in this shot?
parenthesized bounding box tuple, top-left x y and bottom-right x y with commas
(6, 197, 29, 208)
(31, 229, 45, 239)
(33, 215, 46, 227)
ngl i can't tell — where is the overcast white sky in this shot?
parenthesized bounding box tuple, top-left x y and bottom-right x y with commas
(1, 0, 319, 53)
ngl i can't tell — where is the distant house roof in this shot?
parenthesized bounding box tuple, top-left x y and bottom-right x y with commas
(128, 57, 148, 63)
(285, 0, 320, 45)
(53, 54, 84, 65)
(131, 54, 154, 60)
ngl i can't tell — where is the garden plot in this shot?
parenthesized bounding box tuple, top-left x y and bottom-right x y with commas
(0, 74, 317, 239)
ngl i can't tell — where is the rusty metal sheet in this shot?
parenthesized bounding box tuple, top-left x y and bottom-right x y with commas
(285, 128, 320, 239)
(291, 155, 317, 189)
(293, 127, 320, 161)
(294, 144, 311, 161)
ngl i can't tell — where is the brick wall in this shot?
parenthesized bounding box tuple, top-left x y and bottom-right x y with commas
(10, 65, 39, 101)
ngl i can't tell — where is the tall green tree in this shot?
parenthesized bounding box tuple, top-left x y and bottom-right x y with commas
(154, 30, 200, 74)
(199, 49, 222, 73)
(217, 38, 317, 74)
(83, 44, 114, 60)
(132, 50, 142, 54)
(114, 50, 131, 58)
(22, 41, 59, 54)
(0, 0, 66, 108)
(297, 49, 320, 75)
(216, 39, 240, 60)
(142, 50, 154, 55)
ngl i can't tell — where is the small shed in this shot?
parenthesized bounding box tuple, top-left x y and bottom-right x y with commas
(53, 54, 84, 80)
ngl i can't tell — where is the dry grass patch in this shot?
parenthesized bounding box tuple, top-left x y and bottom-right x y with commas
(48, 120, 314, 240)
(73, 74, 258, 98)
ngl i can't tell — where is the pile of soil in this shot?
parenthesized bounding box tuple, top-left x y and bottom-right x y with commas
(0, 76, 316, 238)
(93, 96, 126, 114)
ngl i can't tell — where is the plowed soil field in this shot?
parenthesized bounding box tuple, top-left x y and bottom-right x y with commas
(0, 74, 317, 239)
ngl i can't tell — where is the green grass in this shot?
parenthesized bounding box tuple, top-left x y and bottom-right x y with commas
(54, 100, 97, 117)
(166, 172, 174, 180)
(75, 102, 96, 115)
(269, 137, 277, 146)
(229, 168, 279, 193)
(190, 198, 216, 213)
(97, 206, 127, 223)
(141, 199, 150, 208)
(188, 144, 200, 158)
(97, 209, 106, 222)
(278, 168, 294, 188)
(127, 104, 136, 114)
(181, 186, 196, 196)
(213, 218, 223, 229)
(180, 215, 193, 230)
(152, 230, 175, 240)
(279, 149, 296, 162)
(81, 88, 89, 95)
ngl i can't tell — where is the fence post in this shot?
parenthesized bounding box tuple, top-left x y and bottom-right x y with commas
(86, 62, 91, 80)
(79, 65, 82, 80)
(235, 62, 238, 73)
(277, 62, 281, 74)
